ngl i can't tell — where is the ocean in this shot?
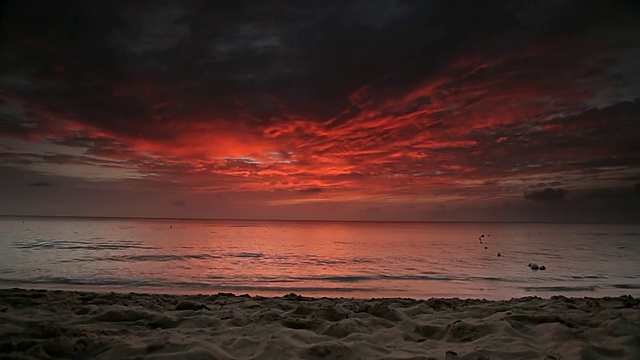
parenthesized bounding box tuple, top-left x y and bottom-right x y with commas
(0, 217, 639, 300)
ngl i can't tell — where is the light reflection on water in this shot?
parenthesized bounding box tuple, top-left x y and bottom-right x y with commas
(0, 217, 639, 299)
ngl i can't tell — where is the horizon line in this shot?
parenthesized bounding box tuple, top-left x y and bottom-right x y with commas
(0, 214, 636, 225)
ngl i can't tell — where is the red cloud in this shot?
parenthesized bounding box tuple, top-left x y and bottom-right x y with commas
(3, 32, 638, 210)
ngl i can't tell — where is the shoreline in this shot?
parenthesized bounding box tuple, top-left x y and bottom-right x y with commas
(0, 283, 525, 302)
(1, 288, 639, 359)
(2, 281, 639, 302)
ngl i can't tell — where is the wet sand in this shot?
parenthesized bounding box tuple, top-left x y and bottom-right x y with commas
(1, 288, 639, 359)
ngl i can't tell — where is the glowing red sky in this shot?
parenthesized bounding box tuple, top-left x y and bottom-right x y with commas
(1, 1, 639, 222)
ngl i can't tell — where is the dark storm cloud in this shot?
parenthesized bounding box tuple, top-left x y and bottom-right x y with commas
(3, 0, 638, 140)
(27, 181, 54, 187)
(169, 199, 186, 207)
(0, 152, 38, 165)
(524, 188, 566, 202)
(461, 101, 640, 178)
(298, 187, 323, 194)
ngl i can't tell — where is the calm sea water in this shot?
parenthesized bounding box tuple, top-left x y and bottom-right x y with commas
(0, 217, 639, 300)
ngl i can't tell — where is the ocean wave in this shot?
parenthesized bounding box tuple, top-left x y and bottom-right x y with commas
(54, 253, 222, 263)
(0, 276, 162, 287)
(523, 286, 597, 292)
(611, 284, 640, 289)
(287, 274, 513, 283)
(229, 252, 264, 258)
(254, 278, 297, 283)
(56, 252, 377, 265)
(0, 276, 373, 294)
(13, 240, 158, 251)
(300, 257, 374, 266)
(110, 254, 221, 262)
(307, 276, 373, 282)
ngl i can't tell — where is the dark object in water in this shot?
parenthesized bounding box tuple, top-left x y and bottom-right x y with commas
(528, 263, 539, 270)
(497, 253, 501, 257)
(484, 246, 488, 249)
(539, 265, 546, 270)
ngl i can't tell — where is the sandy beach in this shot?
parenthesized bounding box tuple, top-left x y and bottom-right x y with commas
(0, 289, 638, 359)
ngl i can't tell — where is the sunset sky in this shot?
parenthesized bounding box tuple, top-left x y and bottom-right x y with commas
(1, 1, 639, 222)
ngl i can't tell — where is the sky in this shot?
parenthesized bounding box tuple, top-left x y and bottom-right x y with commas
(1, 0, 639, 222)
